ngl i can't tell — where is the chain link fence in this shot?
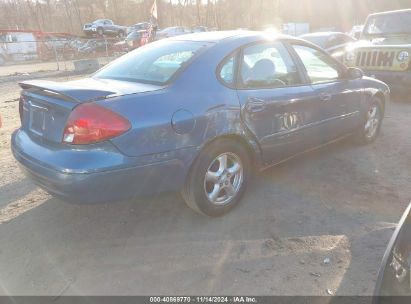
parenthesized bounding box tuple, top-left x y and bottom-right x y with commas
(0, 36, 129, 77)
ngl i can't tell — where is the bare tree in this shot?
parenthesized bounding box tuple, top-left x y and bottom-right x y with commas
(2, 0, 411, 35)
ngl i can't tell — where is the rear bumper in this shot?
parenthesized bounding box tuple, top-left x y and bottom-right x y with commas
(11, 129, 193, 203)
(363, 70, 411, 91)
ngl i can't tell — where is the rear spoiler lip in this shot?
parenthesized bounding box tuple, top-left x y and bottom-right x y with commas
(19, 80, 118, 103)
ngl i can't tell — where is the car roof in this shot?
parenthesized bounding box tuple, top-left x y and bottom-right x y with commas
(169, 30, 293, 43)
(300, 32, 345, 38)
(368, 8, 411, 17)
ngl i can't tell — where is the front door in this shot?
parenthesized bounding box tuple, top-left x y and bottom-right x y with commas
(290, 43, 362, 140)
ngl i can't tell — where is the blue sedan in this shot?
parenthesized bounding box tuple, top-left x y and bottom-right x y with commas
(12, 31, 390, 216)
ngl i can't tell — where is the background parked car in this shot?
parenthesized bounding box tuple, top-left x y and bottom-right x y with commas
(124, 30, 146, 50)
(349, 25, 364, 40)
(300, 32, 356, 61)
(155, 26, 191, 40)
(83, 19, 128, 38)
(343, 9, 411, 93)
(191, 26, 208, 33)
(127, 22, 151, 34)
(374, 203, 411, 299)
(76, 39, 113, 57)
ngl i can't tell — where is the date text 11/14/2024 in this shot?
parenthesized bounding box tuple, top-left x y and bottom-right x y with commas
(149, 297, 258, 303)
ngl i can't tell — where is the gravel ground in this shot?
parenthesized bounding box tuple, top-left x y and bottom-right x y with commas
(0, 74, 410, 296)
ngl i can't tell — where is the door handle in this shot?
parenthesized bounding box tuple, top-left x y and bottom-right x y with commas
(245, 98, 266, 113)
(319, 93, 332, 101)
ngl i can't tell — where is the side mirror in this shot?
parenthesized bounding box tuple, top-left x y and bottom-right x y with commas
(346, 67, 364, 80)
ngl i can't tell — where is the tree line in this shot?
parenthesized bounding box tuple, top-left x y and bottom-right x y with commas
(1, 0, 411, 35)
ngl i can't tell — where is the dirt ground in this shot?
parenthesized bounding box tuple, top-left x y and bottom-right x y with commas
(0, 72, 410, 297)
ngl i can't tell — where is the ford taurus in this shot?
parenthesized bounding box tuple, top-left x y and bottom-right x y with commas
(12, 31, 390, 216)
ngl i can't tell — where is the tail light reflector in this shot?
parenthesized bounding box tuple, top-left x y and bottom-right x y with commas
(63, 103, 131, 145)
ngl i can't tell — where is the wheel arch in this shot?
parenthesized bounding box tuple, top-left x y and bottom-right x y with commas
(195, 132, 262, 170)
(373, 90, 386, 114)
(362, 88, 387, 119)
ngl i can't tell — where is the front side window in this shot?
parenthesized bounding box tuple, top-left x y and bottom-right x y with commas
(95, 40, 207, 85)
(240, 42, 301, 89)
(292, 44, 340, 84)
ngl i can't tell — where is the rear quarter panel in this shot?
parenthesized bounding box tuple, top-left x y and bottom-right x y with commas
(100, 38, 261, 165)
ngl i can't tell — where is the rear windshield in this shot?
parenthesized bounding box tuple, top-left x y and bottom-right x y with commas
(94, 40, 207, 85)
(365, 11, 411, 35)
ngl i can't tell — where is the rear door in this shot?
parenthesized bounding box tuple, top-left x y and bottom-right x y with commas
(235, 41, 328, 164)
(289, 42, 362, 140)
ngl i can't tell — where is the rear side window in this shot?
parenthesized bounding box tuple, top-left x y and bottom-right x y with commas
(95, 40, 206, 85)
(219, 55, 236, 86)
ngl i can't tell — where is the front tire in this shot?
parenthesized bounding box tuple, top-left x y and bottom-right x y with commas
(356, 96, 383, 144)
(181, 139, 251, 216)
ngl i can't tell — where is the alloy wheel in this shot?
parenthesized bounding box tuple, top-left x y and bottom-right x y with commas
(204, 152, 243, 205)
(364, 104, 380, 139)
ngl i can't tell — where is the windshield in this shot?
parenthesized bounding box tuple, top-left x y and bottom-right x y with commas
(365, 11, 411, 35)
(94, 40, 207, 85)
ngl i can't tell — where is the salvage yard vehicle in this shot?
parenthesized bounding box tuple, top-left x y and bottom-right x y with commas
(76, 39, 114, 58)
(125, 29, 153, 50)
(300, 32, 356, 61)
(155, 26, 192, 40)
(349, 25, 364, 40)
(12, 31, 389, 216)
(344, 9, 411, 92)
(127, 22, 151, 34)
(0, 30, 38, 64)
(83, 19, 128, 38)
(374, 203, 411, 299)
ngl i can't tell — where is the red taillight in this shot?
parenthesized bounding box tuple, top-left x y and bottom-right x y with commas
(63, 103, 131, 145)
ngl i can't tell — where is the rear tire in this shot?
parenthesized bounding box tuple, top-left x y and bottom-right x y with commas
(97, 28, 104, 36)
(181, 139, 251, 217)
(355, 96, 383, 144)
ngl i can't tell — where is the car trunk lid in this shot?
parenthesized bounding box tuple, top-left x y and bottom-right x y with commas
(19, 78, 165, 144)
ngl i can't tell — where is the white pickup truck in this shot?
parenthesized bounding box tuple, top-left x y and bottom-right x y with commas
(0, 31, 38, 65)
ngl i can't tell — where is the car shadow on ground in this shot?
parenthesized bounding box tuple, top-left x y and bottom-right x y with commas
(0, 178, 36, 209)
